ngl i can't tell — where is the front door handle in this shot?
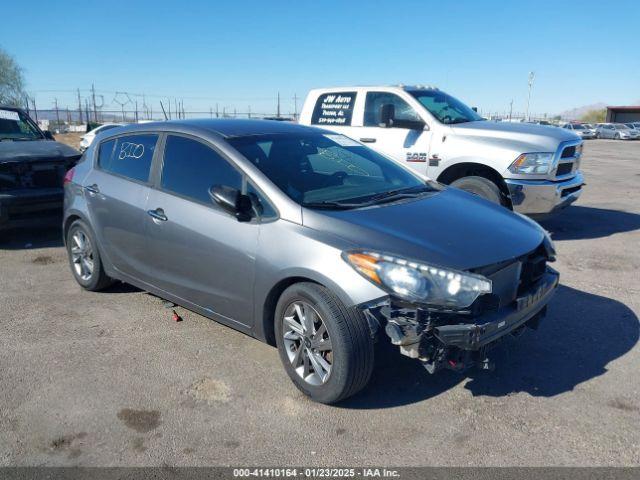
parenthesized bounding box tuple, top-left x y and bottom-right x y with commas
(147, 208, 168, 222)
(359, 137, 376, 143)
(85, 184, 100, 195)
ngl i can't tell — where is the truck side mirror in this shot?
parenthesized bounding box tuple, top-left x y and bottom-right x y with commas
(379, 104, 395, 128)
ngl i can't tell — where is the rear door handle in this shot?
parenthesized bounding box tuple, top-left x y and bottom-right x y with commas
(85, 184, 100, 195)
(147, 208, 168, 222)
(359, 137, 376, 143)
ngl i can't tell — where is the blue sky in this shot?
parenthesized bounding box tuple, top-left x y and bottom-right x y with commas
(2, 0, 639, 116)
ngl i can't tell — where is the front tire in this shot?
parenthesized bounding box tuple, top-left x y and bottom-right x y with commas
(274, 282, 374, 404)
(66, 219, 114, 291)
(450, 176, 503, 205)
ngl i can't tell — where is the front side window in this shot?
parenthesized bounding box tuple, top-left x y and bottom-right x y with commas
(98, 133, 157, 183)
(229, 133, 432, 207)
(408, 90, 484, 125)
(363, 92, 422, 126)
(0, 109, 43, 141)
(161, 135, 242, 205)
(311, 92, 356, 126)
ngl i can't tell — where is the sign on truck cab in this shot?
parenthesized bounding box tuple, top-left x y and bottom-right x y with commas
(299, 85, 584, 218)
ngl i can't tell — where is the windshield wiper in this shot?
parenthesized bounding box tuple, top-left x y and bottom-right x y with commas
(302, 201, 362, 210)
(364, 184, 434, 204)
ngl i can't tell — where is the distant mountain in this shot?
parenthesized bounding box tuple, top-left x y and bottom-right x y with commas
(559, 103, 607, 120)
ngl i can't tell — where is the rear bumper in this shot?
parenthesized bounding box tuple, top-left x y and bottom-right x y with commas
(505, 171, 584, 217)
(0, 188, 63, 230)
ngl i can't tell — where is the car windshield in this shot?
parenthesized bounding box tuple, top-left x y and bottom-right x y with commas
(614, 124, 629, 130)
(572, 124, 585, 129)
(408, 90, 484, 125)
(0, 109, 44, 141)
(228, 133, 435, 208)
(625, 124, 636, 129)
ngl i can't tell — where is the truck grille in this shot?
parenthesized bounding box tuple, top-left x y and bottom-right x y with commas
(561, 146, 576, 158)
(0, 159, 74, 191)
(556, 162, 573, 176)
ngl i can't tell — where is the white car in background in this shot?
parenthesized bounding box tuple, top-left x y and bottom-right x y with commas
(79, 123, 124, 152)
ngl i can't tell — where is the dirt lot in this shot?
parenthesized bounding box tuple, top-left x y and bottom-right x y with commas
(0, 140, 638, 467)
(54, 132, 83, 150)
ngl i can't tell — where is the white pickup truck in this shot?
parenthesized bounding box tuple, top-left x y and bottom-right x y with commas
(299, 85, 584, 218)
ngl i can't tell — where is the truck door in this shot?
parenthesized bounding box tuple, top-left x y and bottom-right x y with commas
(354, 92, 433, 176)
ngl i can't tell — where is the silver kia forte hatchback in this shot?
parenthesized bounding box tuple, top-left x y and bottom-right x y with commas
(63, 119, 559, 403)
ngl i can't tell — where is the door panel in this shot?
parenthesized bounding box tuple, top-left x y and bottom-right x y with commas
(84, 169, 151, 281)
(144, 189, 258, 326)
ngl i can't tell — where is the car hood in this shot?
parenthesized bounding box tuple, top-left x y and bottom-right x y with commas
(303, 188, 545, 271)
(451, 120, 579, 152)
(0, 140, 81, 163)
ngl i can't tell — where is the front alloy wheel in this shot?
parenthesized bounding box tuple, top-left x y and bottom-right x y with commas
(274, 282, 374, 404)
(282, 301, 333, 385)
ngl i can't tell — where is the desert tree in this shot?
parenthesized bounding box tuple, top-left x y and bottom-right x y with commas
(0, 47, 26, 107)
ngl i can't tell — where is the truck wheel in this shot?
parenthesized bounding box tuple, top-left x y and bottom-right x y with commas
(66, 219, 114, 291)
(450, 176, 503, 205)
(274, 282, 374, 404)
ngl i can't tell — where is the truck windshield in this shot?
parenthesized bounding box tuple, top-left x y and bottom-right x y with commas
(229, 133, 434, 208)
(408, 90, 484, 125)
(0, 109, 44, 141)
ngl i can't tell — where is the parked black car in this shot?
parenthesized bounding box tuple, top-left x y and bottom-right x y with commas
(0, 106, 81, 230)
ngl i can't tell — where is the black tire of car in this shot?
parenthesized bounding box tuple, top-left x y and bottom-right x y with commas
(450, 176, 503, 205)
(66, 219, 114, 291)
(274, 282, 374, 404)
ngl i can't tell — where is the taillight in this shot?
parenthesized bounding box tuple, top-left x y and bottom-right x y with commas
(63, 168, 75, 185)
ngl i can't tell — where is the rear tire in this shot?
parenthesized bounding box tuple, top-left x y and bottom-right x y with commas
(66, 219, 114, 291)
(274, 282, 374, 404)
(450, 176, 503, 205)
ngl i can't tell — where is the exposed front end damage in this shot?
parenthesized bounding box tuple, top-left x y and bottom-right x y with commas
(360, 247, 559, 374)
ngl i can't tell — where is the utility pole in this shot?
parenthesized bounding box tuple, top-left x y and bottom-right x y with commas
(292, 93, 298, 121)
(135, 100, 139, 123)
(248, 105, 251, 119)
(509, 99, 513, 121)
(85, 99, 90, 124)
(276, 92, 281, 118)
(77, 89, 83, 124)
(54, 98, 60, 127)
(160, 100, 168, 120)
(25, 95, 30, 114)
(91, 83, 97, 123)
(215, 103, 219, 118)
(525, 72, 535, 122)
(209, 107, 213, 118)
(31, 98, 38, 122)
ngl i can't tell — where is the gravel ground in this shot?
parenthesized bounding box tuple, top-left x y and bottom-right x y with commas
(0, 139, 638, 467)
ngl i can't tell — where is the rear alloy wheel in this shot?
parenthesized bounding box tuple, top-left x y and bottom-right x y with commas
(275, 282, 374, 404)
(450, 176, 503, 205)
(66, 220, 113, 291)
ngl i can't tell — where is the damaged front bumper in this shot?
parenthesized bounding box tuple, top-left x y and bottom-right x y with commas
(361, 267, 559, 373)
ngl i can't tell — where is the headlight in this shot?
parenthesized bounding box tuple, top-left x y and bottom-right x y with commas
(508, 152, 554, 175)
(343, 251, 492, 309)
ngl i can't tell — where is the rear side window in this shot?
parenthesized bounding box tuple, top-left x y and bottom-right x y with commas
(311, 92, 356, 126)
(161, 135, 242, 204)
(98, 134, 157, 183)
(364, 92, 421, 126)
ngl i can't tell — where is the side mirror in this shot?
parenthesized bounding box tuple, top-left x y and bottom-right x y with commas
(43, 130, 55, 140)
(379, 104, 395, 128)
(208, 185, 253, 222)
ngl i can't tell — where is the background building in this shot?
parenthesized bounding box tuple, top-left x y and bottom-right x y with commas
(606, 106, 640, 122)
